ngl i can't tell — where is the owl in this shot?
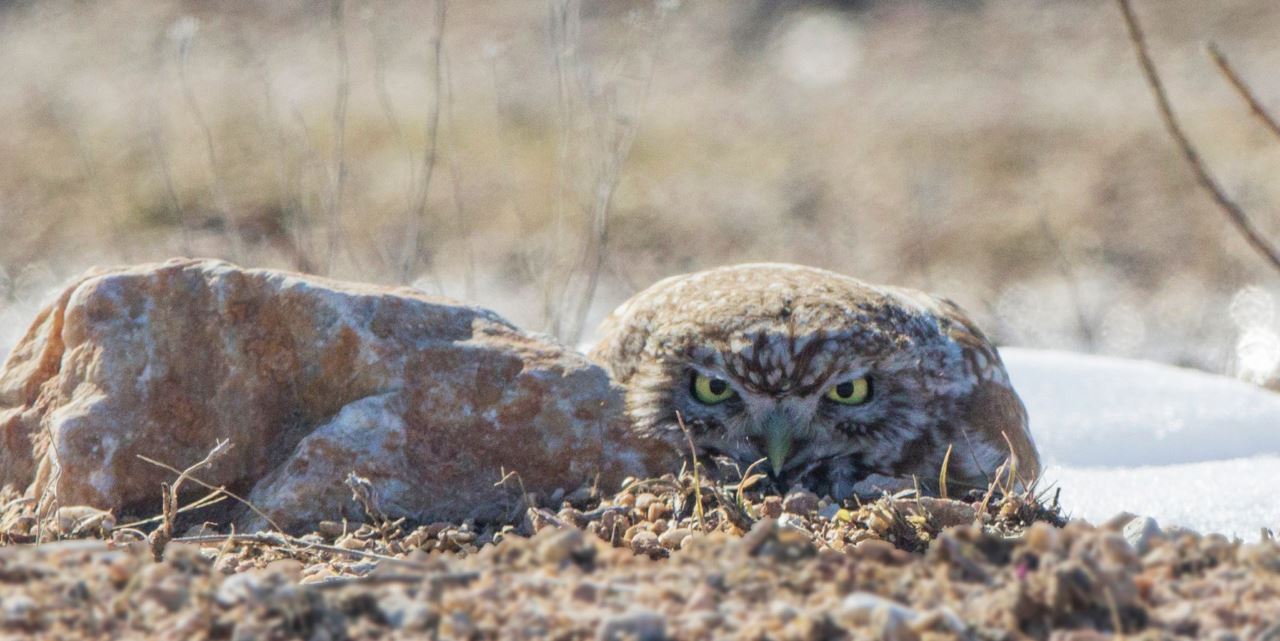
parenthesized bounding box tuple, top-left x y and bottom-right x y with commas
(589, 263, 1040, 499)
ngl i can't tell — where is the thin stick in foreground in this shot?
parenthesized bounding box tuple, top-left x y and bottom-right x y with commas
(1114, 0, 1280, 273)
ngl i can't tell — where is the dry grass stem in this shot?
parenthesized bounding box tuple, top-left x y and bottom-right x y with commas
(175, 25, 238, 260)
(324, 0, 352, 275)
(34, 423, 64, 544)
(674, 412, 707, 532)
(939, 443, 954, 500)
(116, 489, 228, 530)
(399, 0, 447, 285)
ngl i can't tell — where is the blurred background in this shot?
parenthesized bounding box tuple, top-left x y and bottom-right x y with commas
(3, 0, 1280, 383)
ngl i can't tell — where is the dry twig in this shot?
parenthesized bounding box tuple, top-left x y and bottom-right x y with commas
(137, 443, 285, 534)
(142, 439, 231, 560)
(1207, 43, 1280, 143)
(1115, 0, 1280, 273)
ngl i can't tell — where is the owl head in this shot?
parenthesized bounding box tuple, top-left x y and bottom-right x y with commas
(590, 263, 1039, 499)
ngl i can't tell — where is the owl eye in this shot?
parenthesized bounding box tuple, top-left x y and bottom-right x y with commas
(826, 377, 871, 405)
(691, 373, 736, 404)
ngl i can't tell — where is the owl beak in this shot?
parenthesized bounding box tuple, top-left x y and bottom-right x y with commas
(762, 412, 794, 477)
(767, 430, 792, 477)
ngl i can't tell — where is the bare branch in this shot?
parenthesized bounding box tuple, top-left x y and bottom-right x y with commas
(1115, 0, 1280, 273)
(1206, 42, 1280, 143)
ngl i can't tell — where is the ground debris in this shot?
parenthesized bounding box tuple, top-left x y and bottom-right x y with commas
(1, 472, 1276, 639)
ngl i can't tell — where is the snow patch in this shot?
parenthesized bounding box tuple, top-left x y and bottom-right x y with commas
(1003, 348, 1280, 539)
(1047, 457, 1280, 539)
(1002, 348, 1280, 467)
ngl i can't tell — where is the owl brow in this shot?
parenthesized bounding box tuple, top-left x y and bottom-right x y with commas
(714, 332, 841, 396)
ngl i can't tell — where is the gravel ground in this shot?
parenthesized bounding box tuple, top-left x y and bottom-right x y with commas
(2, 473, 1279, 640)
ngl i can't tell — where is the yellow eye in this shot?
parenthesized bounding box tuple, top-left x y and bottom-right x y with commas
(691, 374, 735, 404)
(826, 377, 871, 405)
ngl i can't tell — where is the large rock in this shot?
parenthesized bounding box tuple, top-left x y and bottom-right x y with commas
(0, 259, 659, 531)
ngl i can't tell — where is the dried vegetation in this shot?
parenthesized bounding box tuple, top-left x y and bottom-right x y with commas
(3, 458, 1279, 639)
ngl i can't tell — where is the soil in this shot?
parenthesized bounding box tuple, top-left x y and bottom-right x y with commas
(1, 471, 1278, 640)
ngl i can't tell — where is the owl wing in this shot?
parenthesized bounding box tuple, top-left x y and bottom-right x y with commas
(587, 299, 652, 386)
(924, 293, 1042, 488)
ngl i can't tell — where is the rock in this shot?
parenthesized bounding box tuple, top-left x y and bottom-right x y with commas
(777, 514, 809, 533)
(1102, 511, 1139, 532)
(1122, 516, 1164, 556)
(536, 528, 595, 567)
(49, 505, 116, 536)
(658, 528, 691, 550)
(634, 493, 657, 511)
(838, 593, 920, 641)
(1238, 542, 1280, 573)
(0, 259, 662, 531)
(596, 610, 666, 641)
(2, 594, 38, 629)
(630, 530, 661, 556)
(782, 488, 819, 514)
(760, 496, 783, 519)
(1024, 522, 1062, 554)
(646, 501, 670, 522)
(916, 497, 977, 528)
(817, 502, 840, 521)
(377, 591, 435, 631)
(739, 518, 816, 561)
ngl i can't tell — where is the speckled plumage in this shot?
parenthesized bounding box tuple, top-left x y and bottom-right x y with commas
(590, 263, 1040, 498)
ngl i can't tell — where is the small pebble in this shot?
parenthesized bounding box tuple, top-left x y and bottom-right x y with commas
(316, 520, 345, 539)
(337, 536, 367, 551)
(659, 528, 692, 550)
(623, 523, 646, 544)
(839, 592, 920, 639)
(2, 595, 37, 628)
(572, 582, 600, 603)
(818, 502, 841, 520)
(647, 502, 671, 522)
(537, 528, 590, 566)
(1123, 516, 1164, 556)
(782, 488, 820, 514)
(597, 610, 666, 641)
(1024, 522, 1061, 554)
(761, 496, 783, 519)
(630, 531, 661, 556)
(635, 493, 657, 511)
(1102, 512, 1139, 532)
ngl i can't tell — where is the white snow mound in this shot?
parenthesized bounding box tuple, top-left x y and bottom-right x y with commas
(1002, 347, 1280, 539)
